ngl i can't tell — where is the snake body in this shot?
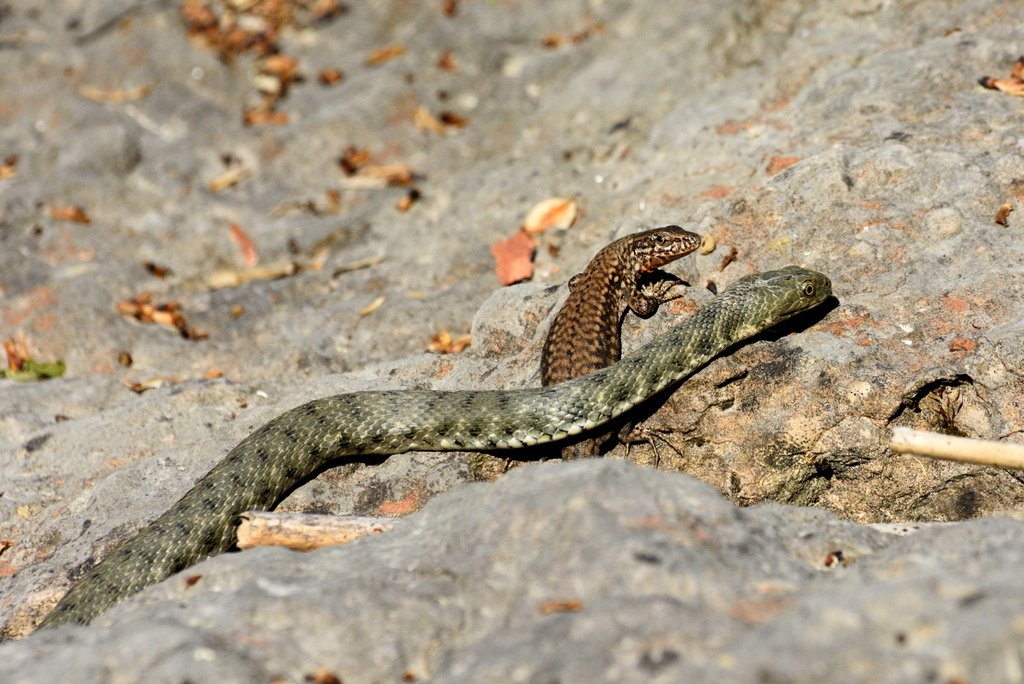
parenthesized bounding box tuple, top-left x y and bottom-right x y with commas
(40, 266, 831, 628)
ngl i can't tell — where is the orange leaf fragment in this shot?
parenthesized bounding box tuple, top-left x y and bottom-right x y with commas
(318, 68, 344, 85)
(50, 205, 92, 224)
(429, 330, 471, 354)
(491, 231, 536, 285)
(538, 598, 583, 614)
(366, 45, 406, 66)
(228, 222, 259, 266)
(522, 197, 578, 235)
(437, 50, 457, 71)
(415, 106, 446, 135)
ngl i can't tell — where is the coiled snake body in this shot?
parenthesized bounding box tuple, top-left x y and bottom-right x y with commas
(40, 266, 831, 628)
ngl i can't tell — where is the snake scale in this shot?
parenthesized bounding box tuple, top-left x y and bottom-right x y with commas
(39, 266, 831, 629)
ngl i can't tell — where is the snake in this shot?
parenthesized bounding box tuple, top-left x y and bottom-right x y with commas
(38, 265, 831, 629)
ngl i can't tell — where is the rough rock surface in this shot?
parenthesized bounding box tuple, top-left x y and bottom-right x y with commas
(2, 0, 1024, 678)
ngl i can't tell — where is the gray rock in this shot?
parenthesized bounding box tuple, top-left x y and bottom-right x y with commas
(2, 0, 1024, 678)
(4, 460, 1024, 683)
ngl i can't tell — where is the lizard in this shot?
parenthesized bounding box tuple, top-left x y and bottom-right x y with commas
(540, 225, 702, 458)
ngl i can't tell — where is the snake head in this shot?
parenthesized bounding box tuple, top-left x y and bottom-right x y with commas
(726, 266, 832, 336)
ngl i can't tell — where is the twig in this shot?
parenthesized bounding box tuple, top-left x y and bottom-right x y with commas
(236, 512, 394, 551)
(890, 427, 1024, 470)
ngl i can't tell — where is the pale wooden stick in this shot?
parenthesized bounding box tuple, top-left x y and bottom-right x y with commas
(890, 427, 1024, 470)
(237, 512, 394, 552)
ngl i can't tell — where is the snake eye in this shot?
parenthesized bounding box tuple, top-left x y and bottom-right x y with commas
(801, 280, 815, 297)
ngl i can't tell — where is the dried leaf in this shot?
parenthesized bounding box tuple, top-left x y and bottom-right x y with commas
(208, 165, 250, 192)
(437, 50, 457, 71)
(429, 330, 471, 354)
(359, 295, 386, 316)
(318, 68, 344, 85)
(228, 222, 259, 266)
(396, 188, 421, 212)
(538, 599, 583, 614)
(414, 106, 445, 135)
(366, 45, 406, 66)
(207, 261, 298, 289)
(522, 197, 578, 235)
(491, 231, 536, 285)
(50, 205, 92, 224)
(995, 202, 1013, 227)
(338, 146, 373, 175)
(0, 155, 18, 180)
(718, 245, 738, 272)
(243, 108, 290, 126)
(439, 111, 468, 128)
(978, 76, 1024, 96)
(78, 83, 152, 103)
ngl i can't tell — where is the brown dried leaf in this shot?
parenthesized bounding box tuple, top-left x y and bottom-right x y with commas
(439, 111, 468, 128)
(522, 197, 578, 235)
(228, 222, 259, 266)
(429, 330, 471, 354)
(243, 108, 290, 126)
(50, 205, 92, 224)
(318, 68, 344, 85)
(718, 245, 739, 272)
(396, 188, 421, 212)
(978, 76, 1024, 96)
(366, 44, 406, 66)
(442, 0, 458, 17)
(490, 230, 536, 285)
(338, 146, 373, 175)
(0, 155, 18, 180)
(3, 335, 28, 371)
(144, 261, 173, 278)
(995, 202, 1013, 227)
(538, 599, 583, 614)
(437, 50, 457, 71)
(1012, 56, 1024, 80)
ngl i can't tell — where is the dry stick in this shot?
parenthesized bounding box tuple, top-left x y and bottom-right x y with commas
(236, 512, 394, 552)
(890, 427, 1024, 470)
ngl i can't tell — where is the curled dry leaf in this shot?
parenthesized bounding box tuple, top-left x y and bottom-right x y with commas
(995, 203, 1013, 227)
(243, 107, 290, 126)
(491, 230, 536, 285)
(78, 83, 152, 103)
(366, 44, 406, 66)
(538, 598, 583, 614)
(522, 197, 578, 235)
(125, 376, 183, 394)
(979, 58, 1024, 96)
(208, 164, 250, 192)
(359, 296, 386, 317)
(396, 188, 421, 212)
(116, 293, 207, 340)
(50, 205, 92, 224)
(429, 330, 472, 354)
(338, 146, 373, 175)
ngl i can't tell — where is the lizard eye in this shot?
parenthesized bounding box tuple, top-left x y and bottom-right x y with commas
(801, 280, 815, 297)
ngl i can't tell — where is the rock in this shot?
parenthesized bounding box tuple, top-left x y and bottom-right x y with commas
(2, 0, 1024, 678)
(4, 461, 1024, 682)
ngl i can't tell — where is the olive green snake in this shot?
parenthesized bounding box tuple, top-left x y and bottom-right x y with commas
(39, 266, 831, 628)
